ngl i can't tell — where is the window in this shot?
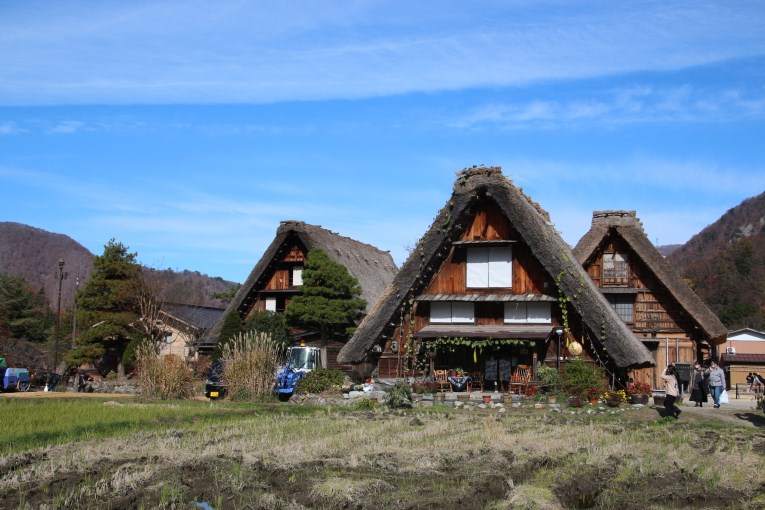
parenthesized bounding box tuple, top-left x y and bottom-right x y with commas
(467, 247, 512, 288)
(603, 252, 629, 281)
(265, 297, 277, 312)
(504, 302, 551, 324)
(291, 266, 303, 286)
(430, 302, 475, 324)
(606, 294, 634, 322)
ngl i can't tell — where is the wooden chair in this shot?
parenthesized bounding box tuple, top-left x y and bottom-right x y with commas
(433, 370, 450, 392)
(509, 364, 531, 395)
(467, 372, 484, 392)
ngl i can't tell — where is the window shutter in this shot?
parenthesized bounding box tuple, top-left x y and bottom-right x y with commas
(504, 302, 528, 323)
(452, 302, 475, 324)
(526, 302, 551, 323)
(467, 248, 489, 287)
(293, 267, 303, 286)
(488, 247, 512, 288)
(431, 302, 452, 323)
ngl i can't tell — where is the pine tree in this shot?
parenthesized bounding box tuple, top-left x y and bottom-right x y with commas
(65, 239, 141, 373)
(0, 273, 51, 343)
(284, 249, 366, 343)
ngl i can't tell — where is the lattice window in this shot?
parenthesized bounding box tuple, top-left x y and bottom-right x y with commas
(606, 294, 634, 323)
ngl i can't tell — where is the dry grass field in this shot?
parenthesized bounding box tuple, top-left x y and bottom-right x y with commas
(2, 397, 765, 509)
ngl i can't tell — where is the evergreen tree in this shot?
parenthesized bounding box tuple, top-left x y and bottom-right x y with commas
(213, 309, 244, 360)
(244, 310, 290, 347)
(65, 239, 141, 373)
(285, 249, 366, 343)
(0, 273, 51, 343)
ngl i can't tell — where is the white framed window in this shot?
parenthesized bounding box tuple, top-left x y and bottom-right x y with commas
(467, 247, 512, 288)
(292, 267, 303, 286)
(430, 302, 475, 324)
(504, 302, 551, 324)
(265, 297, 277, 312)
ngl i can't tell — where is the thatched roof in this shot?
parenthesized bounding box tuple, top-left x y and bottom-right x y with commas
(205, 220, 398, 342)
(337, 167, 654, 369)
(572, 210, 728, 345)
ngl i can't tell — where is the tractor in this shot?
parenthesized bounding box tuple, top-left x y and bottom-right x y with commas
(273, 345, 325, 401)
(0, 357, 31, 392)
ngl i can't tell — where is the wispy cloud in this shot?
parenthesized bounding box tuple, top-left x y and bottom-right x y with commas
(46, 120, 85, 134)
(0, 121, 25, 135)
(1, 1, 763, 105)
(450, 86, 765, 129)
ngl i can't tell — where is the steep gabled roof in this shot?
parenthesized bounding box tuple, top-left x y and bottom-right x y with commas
(338, 167, 654, 369)
(572, 210, 728, 345)
(205, 220, 398, 342)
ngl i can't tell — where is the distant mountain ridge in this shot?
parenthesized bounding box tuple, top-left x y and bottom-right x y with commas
(0, 222, 237, 310)
(668, 191, 765, 330)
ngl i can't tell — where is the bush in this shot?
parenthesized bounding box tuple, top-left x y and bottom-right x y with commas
(349, 398, 379, 411)
(295, 368, 345, 394)
(385, 381, 413, 409)
(560, 359, 605, 397)
(135, 344, 196, 400)
(221, 331, 283, 401)
(537, 364, 560, 391)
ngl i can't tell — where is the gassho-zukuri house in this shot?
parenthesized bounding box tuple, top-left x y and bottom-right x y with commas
(204, 220, 398, 369)
(337, 167, 655, 386)
(573, 210, 728, 390)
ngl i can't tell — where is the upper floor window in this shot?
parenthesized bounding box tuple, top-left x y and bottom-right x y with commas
(603, 252, 629, 282)
(467, 247, 512, 288)
(290, 266, 303, 286)
(605, 294, 634, 323)
(504, 302, 551, 324)
(430, 302, 475, 324)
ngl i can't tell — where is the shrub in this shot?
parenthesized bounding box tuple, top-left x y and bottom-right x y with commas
(537, 364, 560, 391)
(560, 359, 605, 396)
(221, 331, 283, 401)
(295, 368, 345, 394)
(135, 343, 196, 400)
(349, 398, 379, 411)
(385, 381, 413, 409)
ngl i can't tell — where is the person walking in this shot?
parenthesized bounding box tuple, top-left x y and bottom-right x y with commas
(689, 362, 709, 407)
(661, 363, 681, 419)
(708, 360, 726, 409)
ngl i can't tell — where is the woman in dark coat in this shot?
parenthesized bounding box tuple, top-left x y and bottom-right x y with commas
(689, 362, 709, 407)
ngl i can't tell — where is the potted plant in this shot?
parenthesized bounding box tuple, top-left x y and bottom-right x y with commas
(626, 381, 652, 405)
(603, 389, 626, 407)
(585, 387, 601, 404)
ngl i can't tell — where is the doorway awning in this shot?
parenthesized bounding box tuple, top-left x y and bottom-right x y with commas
(416, 325, 553, 339)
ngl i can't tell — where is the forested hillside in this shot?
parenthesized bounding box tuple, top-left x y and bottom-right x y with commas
(668, 191, 765, 330)
(0, 222, 238, 310)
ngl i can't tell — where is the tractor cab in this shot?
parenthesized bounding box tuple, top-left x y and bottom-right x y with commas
(273, 344, 326, 401)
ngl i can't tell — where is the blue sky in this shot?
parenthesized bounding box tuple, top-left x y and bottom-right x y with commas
(1, 1, 764, 283)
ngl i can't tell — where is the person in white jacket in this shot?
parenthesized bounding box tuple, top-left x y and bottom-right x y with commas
(661, 363, 681, 419)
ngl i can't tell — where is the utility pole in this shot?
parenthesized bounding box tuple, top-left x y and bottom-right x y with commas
(51, 259, 67, 386)
(71, 274, 79, 346)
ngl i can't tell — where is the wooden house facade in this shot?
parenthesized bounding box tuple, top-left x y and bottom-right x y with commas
(338, 168, 653, 384)
(204, 221, 397, 370)
(573, 211, 728, 391)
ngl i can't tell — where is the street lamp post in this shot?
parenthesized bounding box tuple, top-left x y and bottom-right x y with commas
(555, 328, 564, 372)
(53, 259, 68, 376)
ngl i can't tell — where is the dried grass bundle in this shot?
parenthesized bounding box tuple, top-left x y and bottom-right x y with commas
(135, 342, 196, 400)
(221, 331, 283, 400)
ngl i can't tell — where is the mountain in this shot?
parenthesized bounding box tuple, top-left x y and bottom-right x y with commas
(668, 191, 765, 330)
(0, 222, 237, 310)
